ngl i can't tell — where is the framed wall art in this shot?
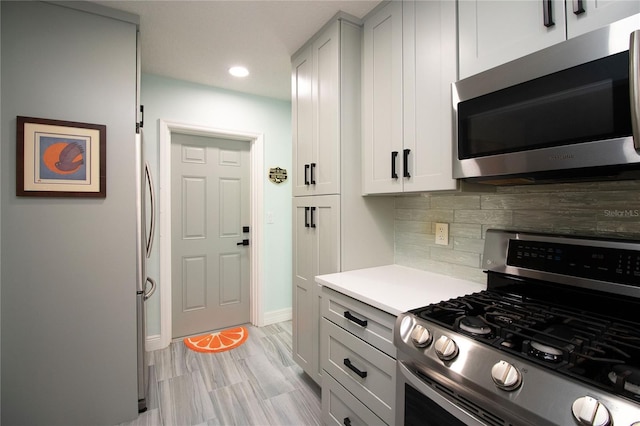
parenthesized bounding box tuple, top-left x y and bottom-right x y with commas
(17, 116, 106, 198)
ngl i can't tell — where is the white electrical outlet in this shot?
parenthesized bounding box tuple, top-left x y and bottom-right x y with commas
(435, 223, 449, 245)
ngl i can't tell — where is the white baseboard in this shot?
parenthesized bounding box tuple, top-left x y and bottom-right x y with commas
(145, 334, 164, 352)
(263, 307, 292, 326)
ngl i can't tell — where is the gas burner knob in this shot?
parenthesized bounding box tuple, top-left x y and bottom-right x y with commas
(434, 335, 458, 361)
(491, 360, 522, 391)
(410, 325, 432, 348)
(571, 396, 611, 426)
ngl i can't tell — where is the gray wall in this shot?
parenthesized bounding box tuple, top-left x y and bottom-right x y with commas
(395, 180, 640, 283)
(1, 2, 139, 424)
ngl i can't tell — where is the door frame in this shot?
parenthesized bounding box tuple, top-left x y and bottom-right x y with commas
(157, 119, 264, 348)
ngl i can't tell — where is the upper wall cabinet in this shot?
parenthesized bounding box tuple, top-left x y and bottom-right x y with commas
(362, 0, 457, 194)
(292, 22, 340, 197)
(567, 0, 640, 38)
(459, 0, 640, 79)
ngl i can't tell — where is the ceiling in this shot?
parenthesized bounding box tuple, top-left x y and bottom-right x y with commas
(93, 1, 381, 101)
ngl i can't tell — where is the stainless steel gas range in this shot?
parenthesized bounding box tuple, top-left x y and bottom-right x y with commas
(394, 229, 640, 426)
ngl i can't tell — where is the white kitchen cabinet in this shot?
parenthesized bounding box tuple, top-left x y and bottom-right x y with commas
(292, 195, 340, 384)
(292, 20, 340, 197)
(566, 0, 640, 38)
(362, 0, 457, 194)
(292, 15, 395, 385)
(459, 0, 640, 79)
(320, 286, 397, 425)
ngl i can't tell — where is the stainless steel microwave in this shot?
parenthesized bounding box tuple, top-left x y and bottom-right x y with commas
(453, 14, 640, 184)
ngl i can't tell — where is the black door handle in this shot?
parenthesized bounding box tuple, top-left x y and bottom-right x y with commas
(343, 418, 352, 426)
(310, 162, 316, 185)
(344, 311, 368, 327)
(343, 358, 367, 378)
(543, 0, 554, 27)
(237, 239, 249, 246)
(304, 207, 310, 228)
(304, 164, 310, 185)
(310, 207, 316, 228)
(391, 151, 399, 179)
(403, 148, 411, 178)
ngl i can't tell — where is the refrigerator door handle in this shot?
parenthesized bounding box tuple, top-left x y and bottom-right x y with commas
(144, 277, 156, 301)
(145, 161, 156, 258)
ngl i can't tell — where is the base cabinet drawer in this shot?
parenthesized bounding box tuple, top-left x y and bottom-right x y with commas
(322, 372, 387, 426)
(321, 286, 396, 358)
(321, 318, 396, 424)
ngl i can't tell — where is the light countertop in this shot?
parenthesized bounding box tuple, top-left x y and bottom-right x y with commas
(315, 264, 486, 316)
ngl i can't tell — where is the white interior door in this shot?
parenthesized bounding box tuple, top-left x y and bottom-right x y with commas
(171, 133, 250, 338)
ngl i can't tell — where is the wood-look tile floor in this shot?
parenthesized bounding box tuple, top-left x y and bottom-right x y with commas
(119, 321, 321, 426)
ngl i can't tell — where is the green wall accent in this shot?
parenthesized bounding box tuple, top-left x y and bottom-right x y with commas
(140, 74, 292, 335)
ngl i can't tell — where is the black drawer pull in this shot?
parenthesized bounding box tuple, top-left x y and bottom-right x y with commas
(304, 207, 310, 228)
(343, 417, 352, 426)
(344, 358, 367, 378)
(304, 164, 310, 185)
(344, 310, 367, 327)
(310, 162, 316, 184)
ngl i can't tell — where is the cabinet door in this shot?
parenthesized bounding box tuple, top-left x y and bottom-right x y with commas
(362, 1, 404, 194)
(402, 0, 457, 192)
(292, 198, 318, 379)
(566, 0, 640, 39)
(458, 0, 566, 79)
(292, 47, 314, 197)
(292, 195, 340, 383)
(313, 22, 341, 196)
(314, 195, 340, 276)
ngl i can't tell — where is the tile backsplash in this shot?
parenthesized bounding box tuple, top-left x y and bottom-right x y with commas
(394, 180, 640, 284)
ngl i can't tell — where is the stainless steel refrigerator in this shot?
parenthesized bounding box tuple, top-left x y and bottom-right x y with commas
(135, 128, 156, 413)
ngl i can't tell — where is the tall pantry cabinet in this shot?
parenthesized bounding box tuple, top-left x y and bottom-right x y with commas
(291, 15, 394, 384)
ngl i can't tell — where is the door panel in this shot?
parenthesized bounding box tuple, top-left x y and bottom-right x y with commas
(183, 256, 206, 310)
(172, 133, 250, 338)
(292, 48, 314, 196)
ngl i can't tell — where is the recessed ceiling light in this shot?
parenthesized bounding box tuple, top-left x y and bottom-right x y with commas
(229, 66, 249, 78)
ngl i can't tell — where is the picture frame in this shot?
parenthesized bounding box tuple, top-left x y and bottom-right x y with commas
(17, 116, 106, 198)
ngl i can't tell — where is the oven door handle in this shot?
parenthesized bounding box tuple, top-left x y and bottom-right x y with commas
(398, 361, 488, 426)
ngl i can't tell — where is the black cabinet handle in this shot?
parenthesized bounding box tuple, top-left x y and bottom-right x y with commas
(403, 148, 411, 178)
(310, 162, 316, 185)
(573, 0, 585, 14)
(343, 418, 352, 426)
(344, 311, 368, 327)
(310, 207, 316, 228)
(543, 0, 554, 27)
(304, 207, 310, 228)
(304, 164, 310, 185)
(344, 358, 367, 378)
(391, 151, 399, 179)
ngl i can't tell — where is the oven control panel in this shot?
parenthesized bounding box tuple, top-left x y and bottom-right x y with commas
(507, 239, 640, 286)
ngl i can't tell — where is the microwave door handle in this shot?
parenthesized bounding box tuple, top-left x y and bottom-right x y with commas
(630, 30, 640, 151)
